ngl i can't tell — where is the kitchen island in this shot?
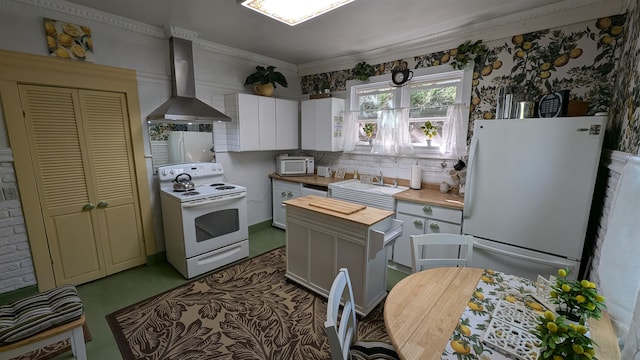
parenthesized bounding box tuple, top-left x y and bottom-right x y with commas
(283, 195, 402, 316)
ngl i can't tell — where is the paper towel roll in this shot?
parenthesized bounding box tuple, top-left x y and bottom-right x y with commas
(410, 164, 422, 189)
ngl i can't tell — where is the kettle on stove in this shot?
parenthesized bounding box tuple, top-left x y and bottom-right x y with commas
(173, 173, 195, 192)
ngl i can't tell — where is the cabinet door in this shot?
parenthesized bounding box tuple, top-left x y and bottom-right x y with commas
(272, 180, 301, 229)
(80, 90, 146, 274)
(19, 85, 146, 286)
(275, 98, 298, 150)
(393, 212, 426, 268)
(236, 94, 260, 151)
(301, 100, 316, 150)
(19, 85, 105, 285)
(258, 96, 276, 150)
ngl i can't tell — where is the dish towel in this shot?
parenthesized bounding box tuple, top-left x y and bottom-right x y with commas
(598, 156, 640, 344)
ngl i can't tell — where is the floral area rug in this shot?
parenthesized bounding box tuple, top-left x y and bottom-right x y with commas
(106, 247, 389, 360)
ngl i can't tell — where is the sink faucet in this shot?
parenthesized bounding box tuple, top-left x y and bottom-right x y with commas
(377, 171, 384, 185)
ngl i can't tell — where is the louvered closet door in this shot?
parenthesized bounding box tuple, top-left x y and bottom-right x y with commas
(19, 85, 105, 285)
(78, 90, 145, 274)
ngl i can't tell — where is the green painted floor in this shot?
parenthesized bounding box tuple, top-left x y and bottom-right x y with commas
(13, 227, 407, 360)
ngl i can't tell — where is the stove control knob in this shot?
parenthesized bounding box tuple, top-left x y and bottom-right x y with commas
(160, 169, 167, 176)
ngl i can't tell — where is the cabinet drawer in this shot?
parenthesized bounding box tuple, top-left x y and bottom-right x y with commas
(396, 200, 462, 224)
(274, 180, 302, 193)
(426, 220, 461, 234)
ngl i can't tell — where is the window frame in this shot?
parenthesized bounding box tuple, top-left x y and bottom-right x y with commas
(345, 63, 473, 158)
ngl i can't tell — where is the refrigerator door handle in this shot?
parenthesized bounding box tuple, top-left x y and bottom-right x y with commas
(463, 137, 479, 218)
(473, 240, 577, 269)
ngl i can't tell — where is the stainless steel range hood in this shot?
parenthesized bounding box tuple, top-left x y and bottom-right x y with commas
(147, 37, 231, 122)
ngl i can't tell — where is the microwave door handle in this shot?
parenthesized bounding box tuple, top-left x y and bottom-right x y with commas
(182, 193, 246, 208)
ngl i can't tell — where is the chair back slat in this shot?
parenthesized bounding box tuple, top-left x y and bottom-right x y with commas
(410, 234, 475, 273)
(324, 268, 358, 360)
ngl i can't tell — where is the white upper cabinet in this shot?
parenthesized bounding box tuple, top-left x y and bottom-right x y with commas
(301, 97, 344, 152)
(275, 98, 299, 150)
(224, 93, 298, 151)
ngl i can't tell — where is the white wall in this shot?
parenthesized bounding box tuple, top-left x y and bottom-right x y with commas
(0, 0, 300, 260)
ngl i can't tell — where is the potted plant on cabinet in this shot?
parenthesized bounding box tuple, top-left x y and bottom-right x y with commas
(353, 61, 373, 82)
(244, 65, 288, 97)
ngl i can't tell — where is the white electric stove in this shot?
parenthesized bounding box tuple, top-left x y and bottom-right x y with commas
(158, 163, 248, 279)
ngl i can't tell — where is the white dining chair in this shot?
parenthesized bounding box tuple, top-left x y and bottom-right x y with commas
(410, 233, 474, 273)
(325, 268, 399, 360)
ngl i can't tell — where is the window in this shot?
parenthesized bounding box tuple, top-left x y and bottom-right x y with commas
(345, 64, 472, 157)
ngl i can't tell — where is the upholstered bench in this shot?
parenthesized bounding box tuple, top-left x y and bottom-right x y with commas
(0, 285, 86, 359)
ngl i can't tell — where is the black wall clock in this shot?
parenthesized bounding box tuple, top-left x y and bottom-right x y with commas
(391, 68, 413, 86)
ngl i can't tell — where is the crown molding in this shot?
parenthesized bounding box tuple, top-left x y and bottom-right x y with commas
(2, 0, 297, 71)
(298, 0, 625, 75)
(8, 0, 164, 37)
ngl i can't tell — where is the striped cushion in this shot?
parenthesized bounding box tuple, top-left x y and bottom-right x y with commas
(0, 285, 83, 344)
(350, 340, 400, 360)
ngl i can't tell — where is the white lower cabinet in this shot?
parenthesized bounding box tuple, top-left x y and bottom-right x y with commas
(393, 200, 462, 269)
(272, 179, 302, 229)
(285, 204, 402, 316)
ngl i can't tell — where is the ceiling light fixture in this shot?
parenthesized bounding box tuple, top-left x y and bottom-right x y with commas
(239, 0, 355, 26)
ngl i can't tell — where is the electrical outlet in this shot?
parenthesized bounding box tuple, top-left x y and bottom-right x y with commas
(2, 186, 18, 201)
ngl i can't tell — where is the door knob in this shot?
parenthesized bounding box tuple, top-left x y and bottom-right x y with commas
(97, 201, 109, 208)
(82, 203, 95, 211)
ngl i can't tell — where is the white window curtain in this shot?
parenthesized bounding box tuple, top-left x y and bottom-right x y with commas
(440, 103, 467, 158)
(343, 111, 359, 151)
(371, 108, 414, 155)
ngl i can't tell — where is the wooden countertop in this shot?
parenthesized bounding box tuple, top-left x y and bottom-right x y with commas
(270, 173, 465, 210)
(394, 187, 464, 210)
(283, 195, 395, 226)
(269, 173, 346, 187)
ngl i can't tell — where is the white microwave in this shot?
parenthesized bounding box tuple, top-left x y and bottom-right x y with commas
(276, 156, 314, 176)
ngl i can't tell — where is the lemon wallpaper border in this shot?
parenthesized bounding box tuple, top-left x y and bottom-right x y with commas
(300, 13, 640, 154)
(44, 18, 94, 62)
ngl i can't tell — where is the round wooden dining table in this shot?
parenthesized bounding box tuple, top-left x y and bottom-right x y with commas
(383, 267, 620, 360)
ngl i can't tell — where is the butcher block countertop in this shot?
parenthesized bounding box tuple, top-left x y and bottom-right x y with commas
(283, 195, 395, 226)
(269, 173, 345, 187)
(270, 173, 464, 210)
(394, 186, 464, 210)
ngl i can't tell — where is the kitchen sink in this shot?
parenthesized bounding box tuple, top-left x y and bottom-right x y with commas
(333, 179, 408, 194)
(328, 179, 408, 210)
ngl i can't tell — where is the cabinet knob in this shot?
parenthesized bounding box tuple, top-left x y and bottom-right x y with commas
(82, 203, 95, 211)
(287, 191, 293, 197)
(430, 223, 440, 231)
(413, 220, 423, 226)
(281, 191, 287, 197)
(97, 201, 109, 208)
(423, 206, 432, 213)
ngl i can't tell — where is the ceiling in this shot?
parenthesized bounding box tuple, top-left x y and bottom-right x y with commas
(64, 0, 622, 66)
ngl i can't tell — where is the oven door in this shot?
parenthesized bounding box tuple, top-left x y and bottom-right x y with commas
(180, 192, 248, 258)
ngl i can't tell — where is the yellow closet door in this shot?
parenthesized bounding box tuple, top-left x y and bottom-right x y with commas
(18, 85, 105, 285)
(78, 90, 146, 274)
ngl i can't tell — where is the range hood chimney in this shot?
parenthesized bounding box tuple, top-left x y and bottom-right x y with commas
(147, 37, 231, 122)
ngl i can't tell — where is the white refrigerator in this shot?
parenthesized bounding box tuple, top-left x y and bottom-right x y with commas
(463, 116, 606, 281)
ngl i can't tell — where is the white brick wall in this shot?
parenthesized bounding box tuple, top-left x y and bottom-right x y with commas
(0, 161, 36, 294)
